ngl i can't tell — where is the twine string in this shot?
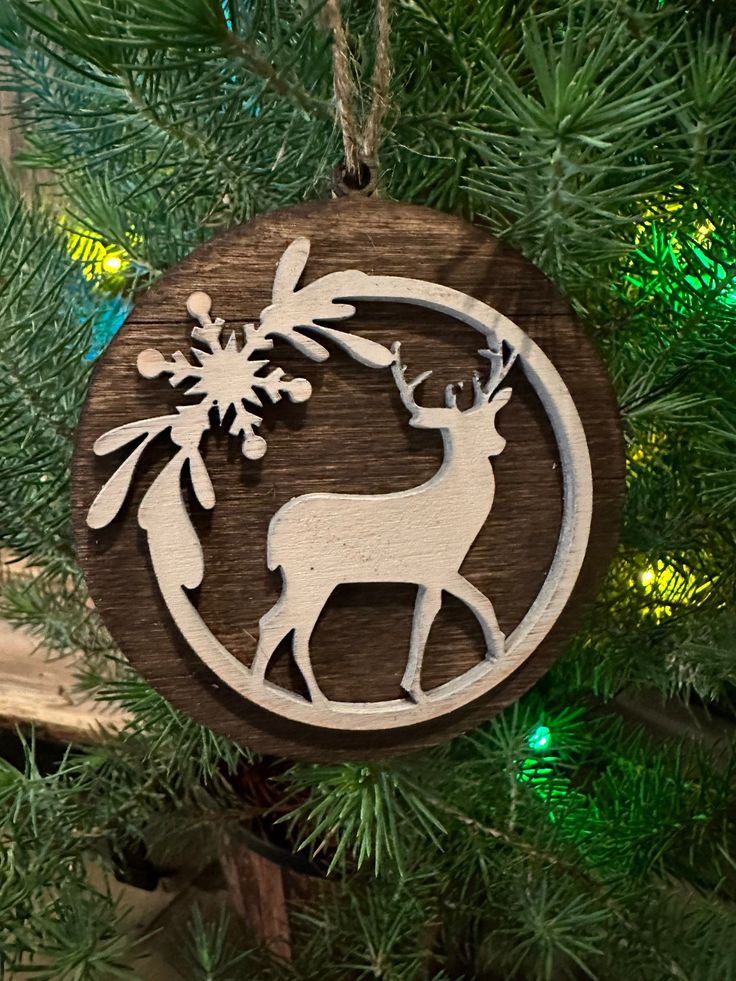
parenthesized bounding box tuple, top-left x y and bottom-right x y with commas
(324, 0, 392, 184)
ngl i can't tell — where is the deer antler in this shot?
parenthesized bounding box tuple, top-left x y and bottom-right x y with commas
(478, 334, 517, 400)
(445, 382, 463, 408)
(390, 342, 432, 415)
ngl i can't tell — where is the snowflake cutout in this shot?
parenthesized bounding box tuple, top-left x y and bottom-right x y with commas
(136, 291, 311, 460)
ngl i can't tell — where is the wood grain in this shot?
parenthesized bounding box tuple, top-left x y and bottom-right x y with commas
(221, 843, 291, 959)
(71, 198, 625, 759)
(0, 616, 129, 742)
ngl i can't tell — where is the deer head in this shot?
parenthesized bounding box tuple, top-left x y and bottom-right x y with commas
(390, 337, 516, 457)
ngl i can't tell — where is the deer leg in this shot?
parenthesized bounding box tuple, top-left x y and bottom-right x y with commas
(292, 593, 330, 705)
(251, 590, 294, 683)
(401, 585, 443, 702)
(446, 575, 505, 660)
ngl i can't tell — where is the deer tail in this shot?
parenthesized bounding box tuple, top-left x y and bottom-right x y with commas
(265, 533, 280, 573)
(265, 512, 287, 573)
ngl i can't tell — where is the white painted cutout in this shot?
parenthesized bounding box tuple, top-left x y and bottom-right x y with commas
(88, 238, 593, 731)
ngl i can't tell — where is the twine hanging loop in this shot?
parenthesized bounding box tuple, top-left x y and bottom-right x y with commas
(324, 0, 392, 194)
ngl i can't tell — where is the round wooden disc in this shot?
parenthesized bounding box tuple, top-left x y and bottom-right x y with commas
(71, 198, 624, 760)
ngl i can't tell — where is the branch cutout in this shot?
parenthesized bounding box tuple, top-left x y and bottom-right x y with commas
(87, 238, 393, 531)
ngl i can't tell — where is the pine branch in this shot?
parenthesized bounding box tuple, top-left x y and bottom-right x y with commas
(218, 27, 332, 121)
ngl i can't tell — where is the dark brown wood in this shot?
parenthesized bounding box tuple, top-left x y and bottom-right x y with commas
(221, 843, 291, 960)
(71, 198, 625, 759)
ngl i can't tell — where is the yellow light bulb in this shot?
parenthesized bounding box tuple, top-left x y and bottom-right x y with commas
(102, 254, 123, 273)
(695, 220, 715, 243)
(639, 568, 656, 587)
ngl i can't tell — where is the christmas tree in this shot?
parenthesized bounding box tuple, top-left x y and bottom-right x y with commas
(2, 1, 736, 977)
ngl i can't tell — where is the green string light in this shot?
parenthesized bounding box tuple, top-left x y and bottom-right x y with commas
(626, 218, 736, 312)
(528, 724, 551, 752)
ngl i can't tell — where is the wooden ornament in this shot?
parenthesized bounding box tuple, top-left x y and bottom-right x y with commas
(71, 198, 625, 760)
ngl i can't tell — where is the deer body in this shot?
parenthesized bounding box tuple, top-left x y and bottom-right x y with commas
(267, 436, 495, 587)
(251, 340, 516, 703)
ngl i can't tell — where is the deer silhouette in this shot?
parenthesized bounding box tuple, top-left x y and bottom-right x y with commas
(250, 336, 516, 704)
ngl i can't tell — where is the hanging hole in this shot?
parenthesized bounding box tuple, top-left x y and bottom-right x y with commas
(331, 157, 377, 197)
